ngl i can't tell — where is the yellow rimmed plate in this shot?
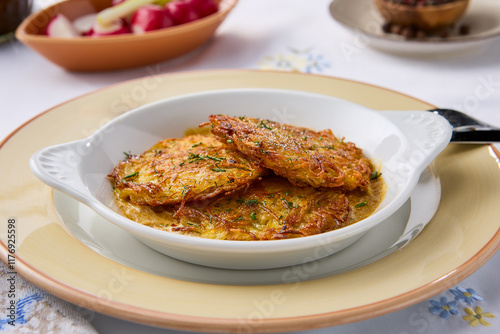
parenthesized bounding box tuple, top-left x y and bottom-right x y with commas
(1, 70, 500, 332)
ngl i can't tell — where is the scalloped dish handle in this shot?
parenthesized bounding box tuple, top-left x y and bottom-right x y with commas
(30, 140, 91, 204)
(379, 110, 452, 180)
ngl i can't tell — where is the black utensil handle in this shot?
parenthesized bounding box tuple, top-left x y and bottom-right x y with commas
(451, 130, 500, 143)
(428, 108, 487, 128)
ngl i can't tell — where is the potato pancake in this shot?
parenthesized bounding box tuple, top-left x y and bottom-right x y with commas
(208, 115, 372, 190)
(109, 134, 267, 206)
(114, 174, 385, 241)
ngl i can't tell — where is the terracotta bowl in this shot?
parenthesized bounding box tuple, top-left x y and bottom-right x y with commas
(374, 0, 469, 31)
(15, 0, 238, 71)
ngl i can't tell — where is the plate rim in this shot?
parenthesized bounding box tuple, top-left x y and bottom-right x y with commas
(1, 69, 500, 332)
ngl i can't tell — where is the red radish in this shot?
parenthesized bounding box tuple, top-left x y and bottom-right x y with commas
(73, 13, 97, 35)
(186, 0, 218, 18)
(165, 1, 200, 25)
(46, 14, 79, 37)
(90, 19, 131, 36)
(130, 5, 174, 33)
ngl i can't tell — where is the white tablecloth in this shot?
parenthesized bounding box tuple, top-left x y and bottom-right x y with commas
(1, 0, 500, 333)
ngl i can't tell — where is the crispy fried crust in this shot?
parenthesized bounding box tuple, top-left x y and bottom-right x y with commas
(109, 134, 267, 206)
(116, 176, 355, 240)
(208, 115, 372, 190)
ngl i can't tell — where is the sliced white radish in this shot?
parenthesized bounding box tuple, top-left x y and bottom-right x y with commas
(97, 0, 155, 26)
(90, 19, 131, 36)
(130, 5, 174, 34)
(73, 13, 97, 35)
(46, 14, 79, 37)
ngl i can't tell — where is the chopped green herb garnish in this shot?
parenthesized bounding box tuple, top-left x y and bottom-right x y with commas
(187, 222, 201, 228)
(206, 156, 226, 162)
(211, 166, 226, 172)
(233, 217, 244, 222)
(180, 152, 226, 166)
(355, 201, 368, 208)
(123, 151, 131, 159)
(285, 200, 295, 209)
(180, 182, 189, 195)
(258, 120, 273, 130)
(227, 139, 233, 144)
(250, 212, 257, 220)
(191, 142, 202, 148)
(123, 172, 139, 179)
(321, 145, 335, 149)
(246, 199, 260, 205)
(370, 171, 382, 180)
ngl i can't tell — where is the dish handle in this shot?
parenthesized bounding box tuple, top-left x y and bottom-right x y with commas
(30, 141, 91, 204)
(378, 110, 452, 179)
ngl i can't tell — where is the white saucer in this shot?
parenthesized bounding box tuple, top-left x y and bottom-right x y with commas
(329, 0, 500, 56)
(53, 168, 440, 286)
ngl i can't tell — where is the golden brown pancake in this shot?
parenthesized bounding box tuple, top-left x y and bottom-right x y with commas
(109, 134, 267, 206)
(208, 115, 372, 190)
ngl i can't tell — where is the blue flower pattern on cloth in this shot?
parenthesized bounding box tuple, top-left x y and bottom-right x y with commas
(0, 292, 46, 329)
(0, 261, 98, 333)
(258, 47, 331, 74)
(429, 297, 459, 319)
(428, 286, 495, 328)
(450, 287, 484, 305)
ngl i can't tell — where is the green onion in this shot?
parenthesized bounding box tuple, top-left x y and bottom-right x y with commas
(355, 201, 368, 208)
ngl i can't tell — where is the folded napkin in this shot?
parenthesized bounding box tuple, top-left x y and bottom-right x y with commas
(0, 261, 98, 333)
